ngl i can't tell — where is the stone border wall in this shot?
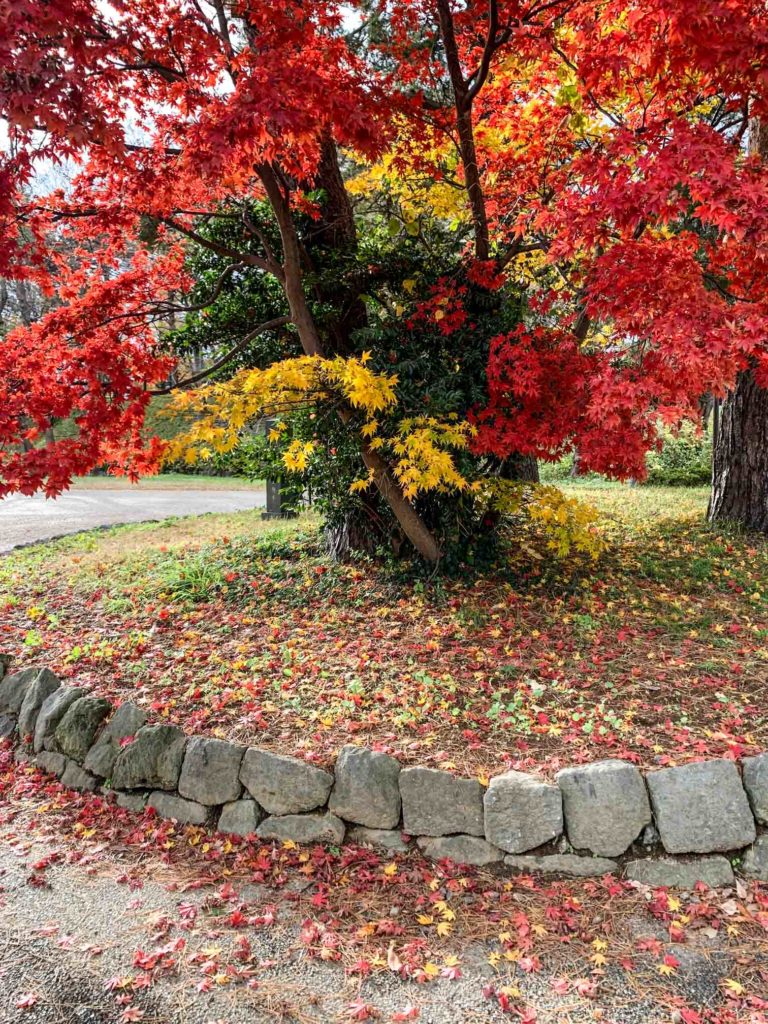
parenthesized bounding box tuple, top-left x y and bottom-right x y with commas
(2, 658, 768, 888)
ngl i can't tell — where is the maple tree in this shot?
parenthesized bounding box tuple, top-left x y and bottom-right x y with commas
(3, 0, 768, 562)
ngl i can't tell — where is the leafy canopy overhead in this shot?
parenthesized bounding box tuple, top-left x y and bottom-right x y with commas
(2, 0, 768, 558)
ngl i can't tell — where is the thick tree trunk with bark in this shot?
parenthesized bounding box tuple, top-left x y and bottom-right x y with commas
(503, 452, 539, 483)
(708, 117, 768, 534)
(708, 367, 768, 532)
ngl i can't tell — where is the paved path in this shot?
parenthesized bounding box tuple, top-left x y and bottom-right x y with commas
(0, 488, 266, 553)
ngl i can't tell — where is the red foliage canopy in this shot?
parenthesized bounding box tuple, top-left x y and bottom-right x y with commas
(2, 0, 768, 496)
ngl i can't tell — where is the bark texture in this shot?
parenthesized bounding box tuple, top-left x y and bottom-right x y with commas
(708, 118, 768, 534)
(708, 368, 768, 532)
(503, 452, 540, 483)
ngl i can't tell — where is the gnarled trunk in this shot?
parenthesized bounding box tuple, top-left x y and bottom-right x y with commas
(708, 367, 768, 532)
(257, 160, 442, 563)
(503, 452, 539, 483)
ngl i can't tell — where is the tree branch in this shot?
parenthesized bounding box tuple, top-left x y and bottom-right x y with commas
(153, 263, 249, 315)
(162, 216, 281, 279)
(466, 0, 510, 102)
(151, 315, 291, 394)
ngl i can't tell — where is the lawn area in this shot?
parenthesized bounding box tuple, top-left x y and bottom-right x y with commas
(1, 482, 766, 778)
(69, 471, 264, 490)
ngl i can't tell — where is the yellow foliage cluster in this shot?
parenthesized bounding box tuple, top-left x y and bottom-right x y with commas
(283, 439, 317, 472)
(349, 417, 477, 499)
(164, 353, 398, 466)
(346, 120, 469, 227)
(166, 353, 602, 559)
(382, 416, 477, 500)
(485, 480, 604, 558)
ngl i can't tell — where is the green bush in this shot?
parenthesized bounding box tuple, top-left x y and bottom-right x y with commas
(539, 455, 575, 481)
(645, 425, 712, 486)
(540, 424, 712, 487)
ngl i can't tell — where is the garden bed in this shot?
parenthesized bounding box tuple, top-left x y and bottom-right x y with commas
(1, 483, 766, 777)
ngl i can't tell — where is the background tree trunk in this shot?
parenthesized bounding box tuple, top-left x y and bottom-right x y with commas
(708, 367, 768, 531)
(503, 452, 539, 483)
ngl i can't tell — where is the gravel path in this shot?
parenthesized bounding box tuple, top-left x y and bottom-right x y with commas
(0, 490, 266, 554)
(0, 802, 740, 1024)
(0, 843, 667, 1024)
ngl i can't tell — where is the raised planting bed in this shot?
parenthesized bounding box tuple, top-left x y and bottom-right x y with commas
(2, 658, 768, 887)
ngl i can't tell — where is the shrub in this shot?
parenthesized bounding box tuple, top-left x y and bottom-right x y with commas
(645, 425, 712, 486)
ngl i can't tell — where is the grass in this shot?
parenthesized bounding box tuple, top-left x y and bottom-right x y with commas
(69, 472, 264, 491)
(1, 481, 766, 776)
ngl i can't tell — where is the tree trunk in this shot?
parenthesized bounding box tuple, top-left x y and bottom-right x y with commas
(708, 116, 768, 533)
(258, 161, 442, 563)
(708, 367, 768, 531)
(435, 0, 490, 261)
(503, 452, 539, 483)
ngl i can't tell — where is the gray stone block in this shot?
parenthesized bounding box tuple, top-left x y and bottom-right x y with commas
(111, 725, 187, 791)
(34, 750, 67, 777)
(84, 701, 147, 778)
(556, 759, 651, 856)
(742, 836, 768, 880)
(329, 745, 401, 829)
(257, 812, 345, 845)
(148, 791, 210, 826)
(0, 714, 16, 740)
(116, 792, 149, 813)
(400, 767, 484, 837)
(504, 854, 618, 877)
(742, 753, 768, 825)
(625, 856, 734, 888)
(218, 799, 262, 837)
(484, 770, 563, 854)
(61, 760, 99, 793)
(178, 736, 244, 805)
(17, 671, 60, 740)
(34, 686, 85, 752)
(647, 760, 756, 854)
(0, 668, 39, 715)
(54, 697, 112, 762)
(0, 668, 58, 716)
(417, 835, 503, 866)
(240, 748, 333, 815)
(347, 826, 411, 853)
(0, 654, 11, 680)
